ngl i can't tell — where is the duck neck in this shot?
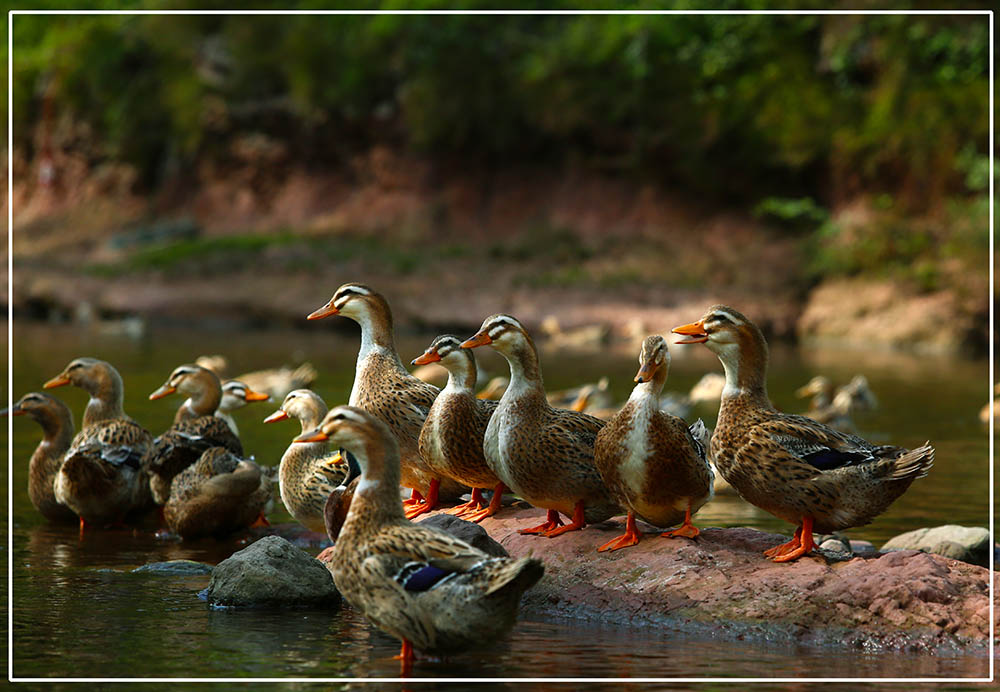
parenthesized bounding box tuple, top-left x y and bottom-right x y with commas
(82, 369, 126, 428)
(297, 401, 329, 434)
(716, 338, 770, 408)
(355, 305, 405, 370)
(33, 405, 75, 457)
(184, 378, 222, 418)
(444, 360, 477, 394)
(343, 433, 406, 533)
(499, 338, 545, 402)
(629, 368, 666, 407)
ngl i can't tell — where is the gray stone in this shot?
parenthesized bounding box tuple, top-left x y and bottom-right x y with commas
(206, 535, 341, 608)
(417, 513, 509, 558)
(818, 535, 853, 561)
(133, 560, 213, 575)
(881, 525, 990, 567)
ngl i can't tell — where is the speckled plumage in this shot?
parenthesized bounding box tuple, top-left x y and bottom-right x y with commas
(308, 283, 465, 500)
(266, 389, 348, 533)
(674, 306, 933, 542)
(465, 315, 618, 526)
(595, 336, 714, 529)
(302, 406, 543, 657)
(148, 365, 244, 505)
(43, 358, 154, 525)
(164, 447, 272, 539)
(4, 392, 78, 522)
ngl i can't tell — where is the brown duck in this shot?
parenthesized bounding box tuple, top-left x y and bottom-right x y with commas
(462, 315, 618, 537)
(672, 305, 934, 562)
(164, 447, 272, 539)
(411, 335, 504, 522)
(307, 283, 466, 516)
(43, 358, 154, 528)
(593, 335, 714, 552)
(148, 364, 244, 505)
(4, 392, 78, 522)
(296, 406, 543, 676)
(263, 388, 348, 533)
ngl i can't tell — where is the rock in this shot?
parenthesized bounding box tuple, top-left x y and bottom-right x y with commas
(206, 535, 340, 608)
(132, 560, 213, 575)
(881, 525, 990, 567)
(416, 513, 509, 558)
(818, 535, 853, 561)
(475, 507, 989, 653)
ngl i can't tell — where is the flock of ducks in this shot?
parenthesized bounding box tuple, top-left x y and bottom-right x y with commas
(8, 282, 935, 674)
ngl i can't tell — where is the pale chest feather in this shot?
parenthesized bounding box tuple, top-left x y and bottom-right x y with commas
(619, 399, 655, 497)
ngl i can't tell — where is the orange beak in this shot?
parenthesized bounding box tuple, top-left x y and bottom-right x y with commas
(461, 331, 492, 349)
(294, 428, 328, 443)
(307, 301, 339, 320)
(672, 320, 709, 344)
(43, 374, 70, 389)
(1, 405, 24, 417)
(262, 409, 289, 424)
(411, 349, 441, 366)
(242, 388, 270, 402)
(148, 384, 177, 400)
(634, 360, 659, 383)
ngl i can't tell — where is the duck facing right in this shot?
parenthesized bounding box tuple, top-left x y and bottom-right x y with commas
(672, 305, 934, 562)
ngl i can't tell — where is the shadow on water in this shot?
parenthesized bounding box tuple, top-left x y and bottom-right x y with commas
(5, 322, 991, 684)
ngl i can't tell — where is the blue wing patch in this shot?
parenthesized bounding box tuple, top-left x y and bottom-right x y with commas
(397, 563, 453, 592)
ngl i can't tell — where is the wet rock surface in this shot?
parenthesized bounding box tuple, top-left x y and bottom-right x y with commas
(416, 513, 510, 558)
(470, 507, 989, 653)
(206, 535, 340, 608)
(133, 559, 213, 575)
(881, 525, 990, 568)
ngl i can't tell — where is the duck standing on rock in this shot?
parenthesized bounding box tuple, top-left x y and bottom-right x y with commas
(263, 389, 348, 532)
(411, 335, 505, 522)
(306, 283, 467, 517)
(296, 406, 543, 676)
(43, 358, 155, 528)
(147, 364, 244, 505)
(163, 447, 272, 540)
(462, 315, 619, 537)
(672, 306, 934, 562)
(4, 392, 78, 522)
(593, 336, 714, 552)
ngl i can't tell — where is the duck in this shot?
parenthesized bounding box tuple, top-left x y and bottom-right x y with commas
(462, 315, 619, 537)
(593, 335, 714, 552)
(215, 379, 271, 435)
(3, 392, 78, 522)
(796, 374, 878, 433)
(410, 335, 504, 522)
(672, 306, 934, 562)
(688, 372, 726, 406)
(196, 354, 318, 401)
(163, 447, 272, 539)
(546, 377, 613, 412)
(43, 358, 154, 528)
(295, 405, 543, 676)
(147, 364, 244, 505)
(263, 388, 348, 533)
(306, 283, 466, 515)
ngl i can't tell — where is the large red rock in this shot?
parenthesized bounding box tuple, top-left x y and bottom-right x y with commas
(474, 507, 989, 653)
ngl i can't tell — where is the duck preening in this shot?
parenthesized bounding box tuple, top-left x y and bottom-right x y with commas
(462, 314, 618, 537)
(295, 406, 543, 676)
(672, 306, 933, 562)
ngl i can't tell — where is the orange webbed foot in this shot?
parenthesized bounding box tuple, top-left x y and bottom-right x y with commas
(249, 513, 270, 528)
(763, 525, 803, 558)
(519, 509, 564, 535)
(662, 506, 700, 539)
(597, 511, 641, 552)
(771, 518, 816, 563)
(402, 488, 425, 507)
(441, 487, 487, 517)
(541, 500, 586, 538)
(393, 638, 414, 677)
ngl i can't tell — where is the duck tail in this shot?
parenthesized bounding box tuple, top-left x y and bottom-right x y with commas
(889, 443, 934, 480)
(484, 557, 545, 597)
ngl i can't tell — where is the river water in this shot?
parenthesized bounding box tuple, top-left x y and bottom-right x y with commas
(4, 321, 991, 686)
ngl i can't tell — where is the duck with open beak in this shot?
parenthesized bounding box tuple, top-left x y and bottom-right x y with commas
(671, 305, 933, 563)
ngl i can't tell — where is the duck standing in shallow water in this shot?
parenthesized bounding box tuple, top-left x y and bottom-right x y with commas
(307, 283, 467, 517)
(4, 392, 78, 522)
(296, 406, 543, 676)
(462, 315, 619, 537)
(147, 364, 244, 505)
(43, 358, 155, 528)
(593, 336, 714, 552)
(411, 335, 505, 522)
(263, 389, 348, 532)
(672, 306, 934, 562)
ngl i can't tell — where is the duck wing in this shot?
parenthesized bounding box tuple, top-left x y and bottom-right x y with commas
(753, 414, 899, 472)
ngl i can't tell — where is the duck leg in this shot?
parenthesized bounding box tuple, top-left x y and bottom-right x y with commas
(442, 487, 487, 517)
(519, 508, 564, 535)
(772, 517, 816, 562)
(465, 483, 507, 523)
(597, 511, 641, 552)
(662, 505, 700, 539)
(763, 525, 802, 558)
(402, 488, 425, 507)
(542, 500, 586, 538)
(394, 638, 415, 677)
(404, 478, 440, 519)
(249, 512, 270, 528)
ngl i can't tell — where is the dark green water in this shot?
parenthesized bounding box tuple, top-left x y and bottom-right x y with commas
(5, 321, 991, 685)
